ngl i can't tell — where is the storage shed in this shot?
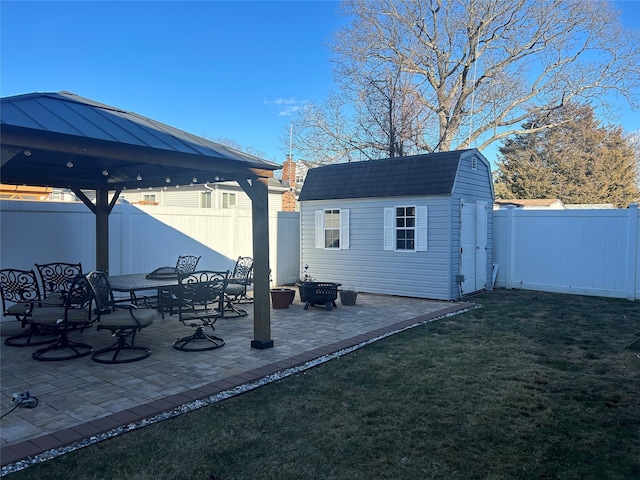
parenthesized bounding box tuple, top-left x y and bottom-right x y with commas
(298, 149, 494, 300)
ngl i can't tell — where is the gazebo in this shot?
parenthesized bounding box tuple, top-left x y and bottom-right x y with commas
(0, 91, 279, 349)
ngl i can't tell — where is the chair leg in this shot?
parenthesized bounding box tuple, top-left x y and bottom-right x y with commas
(173, 326, 225, 351)
(221, 296, 248, 318)
(92, 329, 151, 364)
(31, 332, 93, 361)
(235, 291, 254, 304)
(4, 323, 57, 347)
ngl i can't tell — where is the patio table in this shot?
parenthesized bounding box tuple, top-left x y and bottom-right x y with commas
(107, 273, 180, 312)
(107, 273, 178, 294)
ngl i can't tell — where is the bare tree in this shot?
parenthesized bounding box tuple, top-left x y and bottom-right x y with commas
(203, 136, 267, 161)
(292, 0, 640, 162)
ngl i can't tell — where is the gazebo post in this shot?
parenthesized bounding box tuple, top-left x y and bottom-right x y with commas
(73, 186, 121, 274)
(241, 175, 273, 349)
(95, 188, 110, 273)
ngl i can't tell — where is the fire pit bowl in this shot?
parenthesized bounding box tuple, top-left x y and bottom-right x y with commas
(297, 281, 341, 311)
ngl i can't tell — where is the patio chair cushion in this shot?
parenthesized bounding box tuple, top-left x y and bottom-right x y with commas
(224, 284, 245, 296)
(6, 302, 33, 316)
(31, 306, 91, 326)
(6, 297, 64, 318)
(98, 308, 156, 329)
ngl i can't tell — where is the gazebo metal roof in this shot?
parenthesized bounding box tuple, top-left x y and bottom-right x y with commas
(0, 91, 279, 189)
(0, 91, 277, 349)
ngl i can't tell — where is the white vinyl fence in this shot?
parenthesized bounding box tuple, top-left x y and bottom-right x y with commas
(1, 201, 638, 302)
(0, 201, 300, 287)
(493, 204, 639, 300)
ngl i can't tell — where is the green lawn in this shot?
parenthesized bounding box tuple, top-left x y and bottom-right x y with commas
(8, 289, 640, 480)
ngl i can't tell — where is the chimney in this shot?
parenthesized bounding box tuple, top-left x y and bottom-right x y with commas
(281, 155, 298, 212)
(282, 154, 296, 188)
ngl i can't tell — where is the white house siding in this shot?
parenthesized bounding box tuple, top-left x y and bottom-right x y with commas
(450, 151, 495, 296)
(300, 196, 454, 300)
(119, 184, 284, 211)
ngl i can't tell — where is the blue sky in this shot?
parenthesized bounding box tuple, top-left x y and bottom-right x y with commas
(1, 0, 638, 167)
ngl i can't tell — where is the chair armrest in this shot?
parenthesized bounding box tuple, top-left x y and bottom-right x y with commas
(114, 303, 139, 311)
(113, 302, 156, 327)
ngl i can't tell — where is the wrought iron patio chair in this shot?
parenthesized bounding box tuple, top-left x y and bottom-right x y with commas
(86, 271, 157, 364)
(222, 256, 253, 318)
(176, 255, 201, 274)
(174, 270, 227, 351)
(0, 268, 57, 347)
(30, 274, 95, 361)
(155, 255, 202, 317)
(35, 262, 83, 304)
(225, 256, 253, 303)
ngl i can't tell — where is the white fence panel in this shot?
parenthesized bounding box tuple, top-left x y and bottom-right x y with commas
(0, 201, 301, 287)
(493, 204, 639, 300)
(274, 212, 301, 286)
(119, 204, 254, 274)
(1, 201, 98, 270)
(2, 200, 637, 301)
(627, 208, 640, 300)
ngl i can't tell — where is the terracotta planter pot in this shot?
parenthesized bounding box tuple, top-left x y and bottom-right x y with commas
(270, 288, 294, 309)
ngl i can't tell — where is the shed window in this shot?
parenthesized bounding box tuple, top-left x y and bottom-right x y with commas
(384, 206, 428, 252)
(315, 209, 350, 250)
(396, 207, 415, 250)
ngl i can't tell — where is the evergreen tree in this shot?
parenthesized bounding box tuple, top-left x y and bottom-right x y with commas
(495, 103, 639, 207)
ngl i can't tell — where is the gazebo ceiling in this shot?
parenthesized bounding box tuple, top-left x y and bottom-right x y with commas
(0, 91, 280, 191)
(0, 91, 277, 349)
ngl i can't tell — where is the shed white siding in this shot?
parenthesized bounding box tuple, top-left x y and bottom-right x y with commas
(300, 195, 454, 300)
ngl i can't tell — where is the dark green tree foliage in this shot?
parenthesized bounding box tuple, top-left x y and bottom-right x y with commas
(495, 103, 639, 207)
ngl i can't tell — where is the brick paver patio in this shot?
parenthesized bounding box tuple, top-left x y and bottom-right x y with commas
(1, 292, 475, 473)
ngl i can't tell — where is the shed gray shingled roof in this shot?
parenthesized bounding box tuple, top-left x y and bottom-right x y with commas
(298, 150, 472, 201)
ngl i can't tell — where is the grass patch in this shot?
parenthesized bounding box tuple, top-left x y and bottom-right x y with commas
(8, 290, 640, 479)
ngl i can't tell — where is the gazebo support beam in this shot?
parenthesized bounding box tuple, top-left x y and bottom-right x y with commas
(73, 187, 122, 273)
(239, 176, 273, 349)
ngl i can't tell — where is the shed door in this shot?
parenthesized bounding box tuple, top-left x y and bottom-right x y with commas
(460, 200, 488, 294)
